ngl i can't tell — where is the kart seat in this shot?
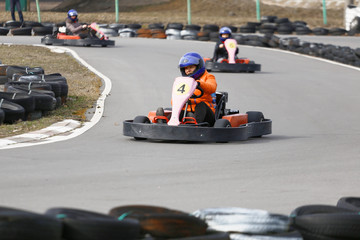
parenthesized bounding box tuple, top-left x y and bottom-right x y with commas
(215, 91, 228, 119)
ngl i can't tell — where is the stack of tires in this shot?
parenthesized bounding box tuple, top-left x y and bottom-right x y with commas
(98, 24, 119, 37)
(239, 22, 258, 34)
(118, 23, 140, 38)
(198, 24, 219, 42)
(165, 22, 183, 40)
(0, 65, 68, 124)
(0, 197, 359, 240)
(181, 24, 201, 40)
(2, 20, 54, 36)
(148, 23, 166, 39)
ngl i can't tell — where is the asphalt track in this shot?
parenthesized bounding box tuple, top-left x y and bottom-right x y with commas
(0, 36, 359, 215)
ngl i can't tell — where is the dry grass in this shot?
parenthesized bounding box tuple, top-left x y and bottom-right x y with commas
(0, 44, 102, 138)
(0, 0, 345, 28)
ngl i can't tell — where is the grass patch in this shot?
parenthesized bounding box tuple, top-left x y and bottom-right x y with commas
(0, 44, 102, 138)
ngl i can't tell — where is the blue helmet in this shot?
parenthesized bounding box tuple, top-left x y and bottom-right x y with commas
(219, 27, 232, 42)
(179, 52, 205, 80)
(67, 9, 78, 22)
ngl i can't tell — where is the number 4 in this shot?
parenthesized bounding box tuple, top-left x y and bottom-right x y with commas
(177, 84, 186, 93)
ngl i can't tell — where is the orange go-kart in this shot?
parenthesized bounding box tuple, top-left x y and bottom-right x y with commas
(41, 23, 114, 47)
(123, 77, 271, 142)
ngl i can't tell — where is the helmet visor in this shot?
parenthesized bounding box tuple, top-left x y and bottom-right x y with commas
(179, 55, 200, 68)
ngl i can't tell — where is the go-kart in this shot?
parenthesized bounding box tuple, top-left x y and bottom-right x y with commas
(204, 39, 261, 73)
(123, 77, 271, 142)
(41, 23, 115, 47)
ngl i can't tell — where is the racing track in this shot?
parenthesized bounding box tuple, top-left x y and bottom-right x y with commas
(0, 36, 359, 215)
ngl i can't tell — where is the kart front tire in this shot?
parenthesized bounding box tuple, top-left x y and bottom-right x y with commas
(133, 116, 150, 140)
(214, 119, 231, 128)
(246, 111, 264, 123)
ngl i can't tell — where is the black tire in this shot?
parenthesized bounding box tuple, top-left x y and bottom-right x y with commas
(45, 208, 141, 240)
(32, 26, 53, 36)
(5, 87, 57, 111)
(0, 109, 4, 124)
(133, 116, 150, 140)
(290, 205, 354, 217)
(247, 111, 264, 122)
(203, 24, 219, 32)
(6, 66, 44, 79)
(312, 27, 329, 36)
(128, 23, 142, 29)
(4, 20, 22, 28)
(336, 197, 360, 212)
(0, 99, 25, 123)
(0, 27, 10, 35)
(10, 27, 32, 36)
(5, 81, 52, 92)
(185, 24, 201, 31)
(0, 207, 62, 240)
(239, 26, 256, 33)
(23, 21, 43, 27)
(275, 17, 290, 24)
(167, 23, 184, 30)
(148, 23, 164, 29)
(329, 28, 347, 36)
(13, 78, 62, 98)
(291, 212, 360, 239)
(214, 119, 231, 128)
(0, 92, 36, 113)
(297, 229, 340, 240)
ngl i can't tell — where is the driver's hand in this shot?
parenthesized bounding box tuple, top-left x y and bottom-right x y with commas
(219, 44, 224, 48)
(82, 24, 88, 29)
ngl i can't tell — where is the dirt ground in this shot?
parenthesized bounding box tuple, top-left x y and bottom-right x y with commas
(0, 0, 346, 29)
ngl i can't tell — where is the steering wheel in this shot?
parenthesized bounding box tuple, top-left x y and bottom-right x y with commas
(191, 84, 204, 98)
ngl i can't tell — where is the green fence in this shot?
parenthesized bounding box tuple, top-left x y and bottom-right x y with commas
(5, 0, 28, 11)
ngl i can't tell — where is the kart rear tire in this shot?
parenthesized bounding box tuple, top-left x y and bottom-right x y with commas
(246, 111, 264, 123)
(133, 116, 150, 140)
(214, 119, 231, 128)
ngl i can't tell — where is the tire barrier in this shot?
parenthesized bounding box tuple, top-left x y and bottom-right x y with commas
(233, 33, 360, 68)
(0, 65, 69, 125)
(0, 196, 359, 240)
(1, 17, 352, 38)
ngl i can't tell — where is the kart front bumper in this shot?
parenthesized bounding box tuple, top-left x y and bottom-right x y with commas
(41, 37, 115, 47)
(205, 61, 261, 73)
(123, 120, 272, 142)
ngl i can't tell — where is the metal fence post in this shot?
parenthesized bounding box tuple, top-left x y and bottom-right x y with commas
(322, 0, 327, 25)
(36, 0, 41, 22)
(187, 0, 191, 25)
(115, 0, 119, 23)
(256, 0, 261, 21)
